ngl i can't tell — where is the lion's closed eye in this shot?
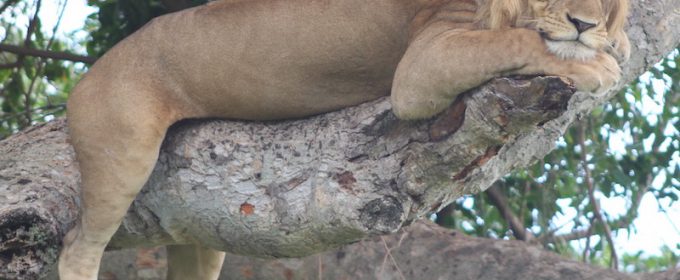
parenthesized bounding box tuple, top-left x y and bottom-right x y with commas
(477, 0, 629, 61)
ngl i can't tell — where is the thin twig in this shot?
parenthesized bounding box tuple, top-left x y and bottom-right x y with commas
(22, 0, 44, 128)
(0, 0, 20, 15)
(24, 0, 69, 123)
(24, 0, 42, 47)
(581, 216, 596, 263)
(0, 60, 21, 69)
(519, 180, 530, 227)
(0, 44, 97, 64)
(317, 255, 323, 280)
(486, 182, 533, 241)
(396, 232, 408, 248)
(655, 195, 680, 235)
(380, 237, 406, 280)
(540, 218, 629, 244)
(540, 173, 654, 245)
(579, 122, 618, 270)
(0, 104, 65, 122)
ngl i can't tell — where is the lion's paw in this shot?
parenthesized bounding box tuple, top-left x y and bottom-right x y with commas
(565, 52, 621, 95)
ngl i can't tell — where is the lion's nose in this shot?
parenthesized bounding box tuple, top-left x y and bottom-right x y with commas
(567, 14, 597, 33)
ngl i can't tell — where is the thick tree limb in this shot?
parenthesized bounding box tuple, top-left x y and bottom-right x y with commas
(213, 221, 679, 280)
(86, 221, 680, 280)
(0, 0, 679, 279)
(0, 75, 577, 279)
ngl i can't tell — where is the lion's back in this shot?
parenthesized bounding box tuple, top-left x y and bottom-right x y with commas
(121, 0, 418, 119)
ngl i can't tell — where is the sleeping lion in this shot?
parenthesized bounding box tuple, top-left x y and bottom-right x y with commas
(60, 0, 629, 279)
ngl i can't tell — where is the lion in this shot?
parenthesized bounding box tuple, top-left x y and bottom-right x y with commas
(60, 0, 629, 279)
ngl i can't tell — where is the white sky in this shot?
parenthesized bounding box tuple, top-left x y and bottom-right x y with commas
(11, 0, 680, 270)
(36, 0, 95, 53)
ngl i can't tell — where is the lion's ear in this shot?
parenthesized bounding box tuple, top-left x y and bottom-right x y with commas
(606, 0, 631, 62)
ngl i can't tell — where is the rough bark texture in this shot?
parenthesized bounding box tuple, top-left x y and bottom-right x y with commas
(1, 0, 679, 278)
(215, 221, 680, 280)
(0, 76, 575, 278)
(52, 221, 680, 280)
(0, 122, 79, 279)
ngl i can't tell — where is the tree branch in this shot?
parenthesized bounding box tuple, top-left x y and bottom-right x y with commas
(0, 104, 65, 122)
(0, 0, 20, 15)
(20, 0, 44, 128)
(0, 0, 679, 278)
(0, 61, 21, 70)
(579, 122, 618, 269)
(211, 221, 678, 280)
(0, 76, 578, 279)
(0, 43, 97, 64)
(23, 0, 69, 127)
(485, 182, 534, 241)
(582, 216, 595, 262)
(96, 221, 680, 280)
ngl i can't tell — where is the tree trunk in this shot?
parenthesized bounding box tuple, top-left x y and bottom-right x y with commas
(1, 0, 679, 278)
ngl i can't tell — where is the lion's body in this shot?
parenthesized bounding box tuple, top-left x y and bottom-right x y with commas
(60, 0, 629, 279)
(75, 0, 445, 121)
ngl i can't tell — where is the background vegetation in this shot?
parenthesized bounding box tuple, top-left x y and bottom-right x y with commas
(0, 0, 677, 273)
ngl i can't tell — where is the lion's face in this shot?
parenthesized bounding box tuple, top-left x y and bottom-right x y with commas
(480, 0, 630, 62)
(525, 0, 621, 60)
(527, 0, 607, 60)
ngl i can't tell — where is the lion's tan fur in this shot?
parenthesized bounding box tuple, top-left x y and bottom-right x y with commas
(476, 0, 629, 60)
(60, 0, 629, 279)
(476, 0, 525, 29)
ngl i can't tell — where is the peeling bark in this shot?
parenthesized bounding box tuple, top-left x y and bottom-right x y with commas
(1, 0, 679, 278)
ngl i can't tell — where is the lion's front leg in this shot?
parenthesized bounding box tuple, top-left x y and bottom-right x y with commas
(390, 27, 621, 120)
(390, 27, 542, 120)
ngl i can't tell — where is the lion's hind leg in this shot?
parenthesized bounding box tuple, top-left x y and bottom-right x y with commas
(167, 244, 226, 280)
(59, 84, 182, 279)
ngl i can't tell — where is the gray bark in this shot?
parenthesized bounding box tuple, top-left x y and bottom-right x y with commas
(1, 0, 679, 278)
(76, 221, 680, 280)
(214, 221, 680, 280)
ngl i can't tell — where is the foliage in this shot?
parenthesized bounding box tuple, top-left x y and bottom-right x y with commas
(0, 0, 208, 139)
(85, 0, 208, 56)
(623, 245, 680, 272)
(0, 0, 79, 138)
(0, 0, 678, 273)
(438, 49, 680, 271)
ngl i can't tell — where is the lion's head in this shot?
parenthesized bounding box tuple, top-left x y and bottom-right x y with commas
(476, 0, 630, 62)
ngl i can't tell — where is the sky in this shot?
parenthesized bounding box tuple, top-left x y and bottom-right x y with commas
(37, 0, 95, 53)
(9, 0, 680, 269)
